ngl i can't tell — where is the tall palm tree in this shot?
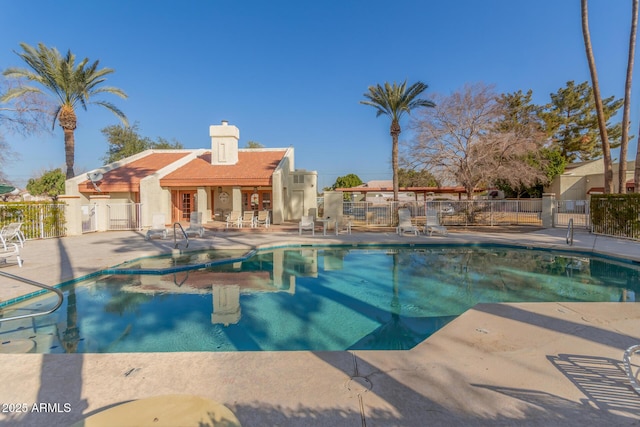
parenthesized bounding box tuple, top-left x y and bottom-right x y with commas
(636, 125, 640, 193)
(620, 0, 638, 193)
(581, 0, 614, 193)
(360, 81, 434, 201)
(1, 42, 128, 179)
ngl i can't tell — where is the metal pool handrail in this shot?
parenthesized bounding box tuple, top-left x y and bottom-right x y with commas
(566, 218, 574, 246)
(0, 271, 64, 323)
(173, 222, 189, 249)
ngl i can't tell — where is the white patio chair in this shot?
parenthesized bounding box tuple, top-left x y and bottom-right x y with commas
(396, 208, 419, 236)
(185, 211, 205, 237)
(0, 222, 25, 248)
(335, 216, 353, 235)
(145, 213, 168, 240)
(299, 215, 315, 235)
(240, 211, 256, 228)
(0, 234, 22, 267)
(225, 211, 241, 228)
(424, 210, 448, 236)
(255, 210, 270, 228)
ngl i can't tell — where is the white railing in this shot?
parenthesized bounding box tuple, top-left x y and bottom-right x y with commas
(554, 200, 590, 228)
(343, 201, 400, 226)
(435, 200, 542, 226)
(81, 203, 98, 233)
(107, 203, 142, 231)
(0, 202, 66, 239)
(342, 199, 543, 227)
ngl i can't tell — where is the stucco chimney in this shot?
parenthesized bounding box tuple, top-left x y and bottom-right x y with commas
(210, 120, 239, 165)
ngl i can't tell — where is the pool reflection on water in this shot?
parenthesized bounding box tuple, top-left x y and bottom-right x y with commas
(1, 245, 638, 354)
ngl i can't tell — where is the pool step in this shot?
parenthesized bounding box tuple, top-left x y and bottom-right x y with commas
(0, 338, 36, 354)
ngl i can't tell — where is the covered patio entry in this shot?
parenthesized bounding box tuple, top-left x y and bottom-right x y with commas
(171, 190, 196, 223)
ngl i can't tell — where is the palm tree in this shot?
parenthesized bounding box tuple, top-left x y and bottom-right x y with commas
(1, 42, 128, 179)
(581, 0, 614, 193)
(620, 0, 638, 193)
(636, 127, 640, 193)
(360, 81, 434, 201)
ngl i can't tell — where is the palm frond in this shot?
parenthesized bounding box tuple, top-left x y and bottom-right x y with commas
(360, 80, 435, 122)
(51, 105, 62, 130)
(0, 85, 43, 103)
(94, 100, 128, 126)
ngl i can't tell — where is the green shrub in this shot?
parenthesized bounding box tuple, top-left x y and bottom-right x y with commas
(590, 194, 640, 240)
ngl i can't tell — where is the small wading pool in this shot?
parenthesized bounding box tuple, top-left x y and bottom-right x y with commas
(1, 244, 638, 353)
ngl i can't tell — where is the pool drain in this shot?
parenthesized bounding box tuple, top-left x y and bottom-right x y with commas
(347, 376, 372, 394)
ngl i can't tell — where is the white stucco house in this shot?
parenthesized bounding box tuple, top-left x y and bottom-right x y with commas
(63, 121, 318, 234)
(545, 159, 636, 200)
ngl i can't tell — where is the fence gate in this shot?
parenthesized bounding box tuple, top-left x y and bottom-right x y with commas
(81, 204, 97, 233)
(107, 203, 142, 230)
(554, 200, 590, 229)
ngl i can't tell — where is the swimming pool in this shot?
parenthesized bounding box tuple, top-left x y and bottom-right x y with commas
(1, 244, 638, 353)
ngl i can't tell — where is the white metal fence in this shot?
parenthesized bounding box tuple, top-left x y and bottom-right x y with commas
(0, 202, 66, 239)
(590, 196, 640, 240)
(343, 201, 399, 226)
(341, 200, 543, 227)
(107, 203, 142, 231)
(554, 200, 590, 228)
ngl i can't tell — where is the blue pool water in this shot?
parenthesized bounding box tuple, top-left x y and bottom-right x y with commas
(1, 245, 638, 353)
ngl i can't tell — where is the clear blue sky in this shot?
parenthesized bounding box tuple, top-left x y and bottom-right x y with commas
(1, 0, 638, 189)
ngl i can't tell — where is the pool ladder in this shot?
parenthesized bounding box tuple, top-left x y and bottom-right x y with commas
(173, 222, 189, 249)
(0, 271, 64, 323)
(566, 218, 574, 246)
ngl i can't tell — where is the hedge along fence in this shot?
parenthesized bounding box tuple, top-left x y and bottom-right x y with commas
(0, 202, 66, 239)
(590, 194, 640, 240)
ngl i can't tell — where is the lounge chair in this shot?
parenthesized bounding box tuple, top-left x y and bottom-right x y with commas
(299, 215, 315, 235)
(336, 216, 352, 235)
(255, 210, 270, 228)
(0, 234, 22, 267)
(185, 211, 205, 237)
(396, 208, 419, 236)
(424, 210, 448, 236)
(0, 222, 25, 248)
(145, 213, 168, 240)
(240, 211, 255, 228)
(225, 211, 241, 228)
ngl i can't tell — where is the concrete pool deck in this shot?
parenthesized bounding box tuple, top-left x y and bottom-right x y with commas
(0, 226, 639, 426)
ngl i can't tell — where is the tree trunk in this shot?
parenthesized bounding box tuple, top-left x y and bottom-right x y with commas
(390, 119, 401, 201)
(582, 0, 614, 193)
(64, 128, 75, 179)
(636, 126, 640, 192)
(621, 0, 638, 193)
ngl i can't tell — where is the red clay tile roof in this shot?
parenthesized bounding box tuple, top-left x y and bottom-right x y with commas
(78, 152, 190, 193)
(159, 150, 286, 187)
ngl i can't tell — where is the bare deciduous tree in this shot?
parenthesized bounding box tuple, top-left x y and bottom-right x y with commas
(0, 77, 53, 183)
(0, 77, 52, 136)
(403, 83, 547, 199)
